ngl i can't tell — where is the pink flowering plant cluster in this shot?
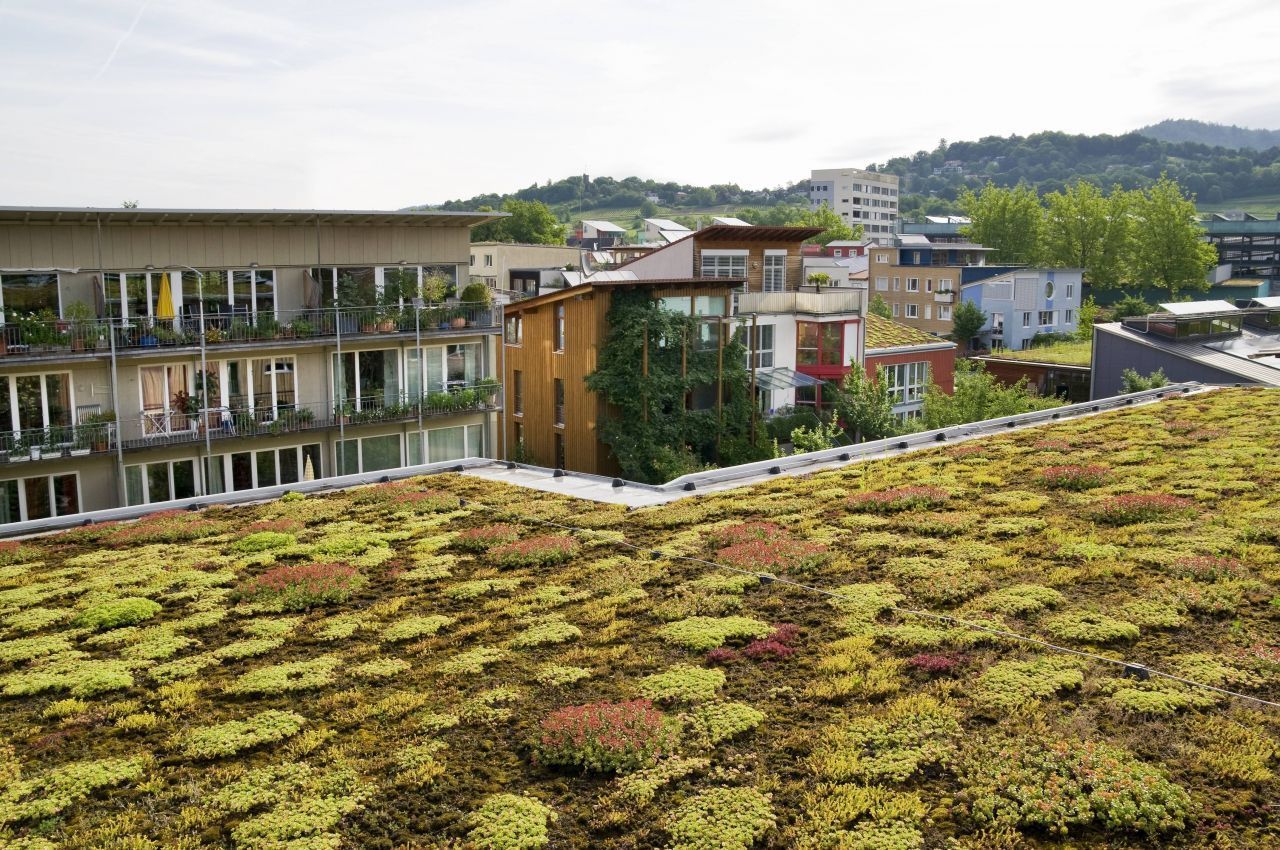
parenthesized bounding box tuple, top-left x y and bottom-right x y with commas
(97, 510, 229, 545)
(709, 623, 802, 664)
(847, 486, 949, 514)
(1088, 494, 1196, 525)
(239, 562, 366, 611)
(1034, 438, 1073, 452)
(490, 534, 579, 568)
(908, 652, 965, 675)
(454, 523, 522, 553)
(1172, 555, 1244, 582)
(353, 484, 456, 513)
(534, 699, 674, 773)
(708, 523, 829, 575)
(1039, 464, 1111, 491)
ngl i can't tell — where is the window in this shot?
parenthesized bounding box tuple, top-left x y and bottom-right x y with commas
(555, 304, 565, 352)
(125, 459, 198, 506)
(875, 253, 888, 263)
(1065, 283, 1074, 299)
(1065, 309, 1075, 324)
(912, 251, 921, 264)
(742, 324, 774, 368)
(875, 277, 888, 292)
(700, 251, 747, 279)
(924, 305, 932, 319)
(892, 277, 900, 291)
(991, 313, 1004, 334)
(1045, 280, 1055, 299)
(406, 423, 483, 465)
(504, 314, 523, 345)
(139, 364, 196, 436)
(939, 278, 953, 291)
(484, 254, 494, 267)
(408, 343, 480, 398)
(763, 251, 786, 292)
(1022, 312, 1032, 328)
(884, 362, 929, 406)
(0, 473, 79, 523)
(1039, 310, 1054, 326)
(938, 305, 951, 320)
(905, 304, 919, 318)
(209, 356, 296, 422)
(513, 370, 523, 415)
(469, 254, 475, 267)
(906, 278, 919, 292)
(333, 349, 400, 412)
(892, 303, 900, 317)
(926, 279, 933, 293)
(0, 372, 73, 442)
(554, 379, 565, 426)
(554, 433, 566, 470)
(833, 249, 843, 257)
(0, 272, 59, 322)
(337, 434, 402, 476)
(796, 322, 844, 366)
(206, 444, 321, 493)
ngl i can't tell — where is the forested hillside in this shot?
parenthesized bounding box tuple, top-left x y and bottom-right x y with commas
(1138, 119, 1280, 151)
(424, 125, 1280, 224)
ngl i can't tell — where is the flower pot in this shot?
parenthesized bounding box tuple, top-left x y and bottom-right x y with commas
(379, 320, 397, 332)
(29, 447, 42, 461)
(360, 323, 378, 334)
(450, 316, 466, 329)
(71, 447, 91, 457)
(92, 439, 108, 453)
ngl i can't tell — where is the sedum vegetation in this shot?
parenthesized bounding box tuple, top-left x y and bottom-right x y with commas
(0, 388, 1277, 848)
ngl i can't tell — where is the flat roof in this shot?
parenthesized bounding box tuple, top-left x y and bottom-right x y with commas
(0, 206, 505, 228)
(1159, 300, 1239, 315)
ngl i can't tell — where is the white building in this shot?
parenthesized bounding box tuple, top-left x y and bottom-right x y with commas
(642, 218, 692, 243)
(809, 167, 900, 244)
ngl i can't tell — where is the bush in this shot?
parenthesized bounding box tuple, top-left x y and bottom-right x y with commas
(490, 535, 579, 568)
(847, 486, 948, 514)
(667, 787, 775, 850)
(466, 793, 556, 850)
(958, 737, 1192, 835)
(76, 597, 162, 630)
(176, 710, 306, 758)
(1088, 493, 1196, 525)
(1039, 464, 1111, 490)
(535, 700, 674, 773)
(239, 563, 366, 611)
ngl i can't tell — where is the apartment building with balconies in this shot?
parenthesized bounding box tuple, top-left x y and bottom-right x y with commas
(808, 167, 900, 244)
(0, 206, 504, 523)
(868, 234, 994, 336)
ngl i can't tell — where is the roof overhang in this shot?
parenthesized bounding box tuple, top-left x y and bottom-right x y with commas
(0, 206, 507, 228)
(695, 225, 825, 243)
(505, 277, 745, 312)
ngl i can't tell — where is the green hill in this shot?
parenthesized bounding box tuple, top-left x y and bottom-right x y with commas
(1137, 119, 1280, 151)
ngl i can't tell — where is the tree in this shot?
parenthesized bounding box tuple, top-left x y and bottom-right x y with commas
(958, 181, 1044, 264)
(585, 291, 767, 483)
(470, 200, 566, 245)
(949, 300, 987, 353)
(790, 417, 844, 453)
(832, 363, 896, 443)
(639, 199, 658, 218)
(1126, 175, 1218, 299)
(1110, 293, 1156, 320)
(1042, 181, 1131, 289)
(921, 360, 1063, 429)
(868, 294, 892, 320)
(1120, 368, 1169, 393)
(1074, 297, 1100, 341)
(784, 204, 861, 245)
(121, 200, 139, 209)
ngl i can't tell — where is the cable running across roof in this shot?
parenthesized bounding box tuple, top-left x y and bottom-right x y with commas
(453, 497, 1280, 711)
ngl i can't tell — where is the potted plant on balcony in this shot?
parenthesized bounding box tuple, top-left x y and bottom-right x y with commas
(805, 272, 831, 290)
(426, 390, 451, 411)
(334, 401, 353, 425)
(204, 326, 225, 344)
(450, 388, 478, 411)
(476, 376, 500, 405)
(64, 301, 95, 352)
(27, 431, 44, 461)
(10, 435, 27, 463)
(291, 318, 315, 339)
(256, 315, 281, 339)
(81, 411, 115, 453)
(458, 282, 492, 327)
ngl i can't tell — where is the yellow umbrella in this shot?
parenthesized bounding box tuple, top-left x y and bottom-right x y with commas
(155, 273, 176, 320)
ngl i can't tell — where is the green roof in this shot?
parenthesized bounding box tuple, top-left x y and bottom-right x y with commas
(984, 339, 1093, 366)
(0, 388, 1278, 847)
(864, 313, 950, 350)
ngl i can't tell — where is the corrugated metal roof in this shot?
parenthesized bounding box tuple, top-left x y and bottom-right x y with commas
(712, 216, 751, 226)
(1096, 322, 1280, 385)
(0, 206, 504, 228)
(660, 230, 694, 244)
(644, 218, 688, 231)
(582, 220, 626, 232)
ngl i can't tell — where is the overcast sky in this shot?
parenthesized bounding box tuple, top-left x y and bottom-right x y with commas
(2, 0, 1278, 210)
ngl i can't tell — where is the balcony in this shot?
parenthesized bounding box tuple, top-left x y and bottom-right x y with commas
(0, 303, 499, 362)
(735, 288, 864, 316)
(935, 292, 955, 304)
(0, 383, 502, 464)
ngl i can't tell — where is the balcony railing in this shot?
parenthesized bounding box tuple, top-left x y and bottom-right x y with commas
(935, 292, 955, 304)
(0, 303, 499, 359)
(735, 288, 864, 316)
(0, 383, 502, 463)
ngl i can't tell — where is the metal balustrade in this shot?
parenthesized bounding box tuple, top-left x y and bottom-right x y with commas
(0, 384, 502, 463)
(0, 303, 499, 359)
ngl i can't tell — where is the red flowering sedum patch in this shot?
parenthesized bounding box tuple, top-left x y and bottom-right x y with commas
(709, 524, 829, 574)
(1173, 555, 1245, 582)
(535, 699, 674, 773)
(491, 534, 579, 568)
(352, 483, 456, 512)
(847, 486, 948, 514)
(454, 524, 522, 553)
(742, 623, 802, 661)
(1039, 464, 1111, 491)
(1034, 438, 1072, 451)
(1088, 494, 1196, 525)
(907, 652, 964, 674)
(240, 562, 367, 611)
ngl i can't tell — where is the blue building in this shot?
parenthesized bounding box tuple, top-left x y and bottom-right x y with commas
(960, 268, 1083, 351)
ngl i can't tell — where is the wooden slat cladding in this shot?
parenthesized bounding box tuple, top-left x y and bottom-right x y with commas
(504, 281, 736, 476)
(0, 222, 470, 270)
(692, 239, 806, 292)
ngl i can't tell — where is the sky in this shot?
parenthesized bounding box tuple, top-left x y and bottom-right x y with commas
(1, 0, 1279, 210)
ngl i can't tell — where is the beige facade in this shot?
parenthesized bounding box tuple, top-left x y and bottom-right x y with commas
(0, 207, 502, 524)
(809, 168, 900, 243)
(867, 248, 963, 336)
(469, 243, 580, 293)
